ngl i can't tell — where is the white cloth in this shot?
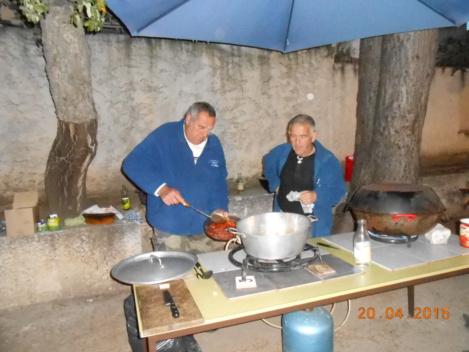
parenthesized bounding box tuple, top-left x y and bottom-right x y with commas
(286, 191, 315, 214)
(425, 223, 451, 244)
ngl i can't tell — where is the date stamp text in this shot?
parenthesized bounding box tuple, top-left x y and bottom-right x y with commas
(357, 307, 450, 319)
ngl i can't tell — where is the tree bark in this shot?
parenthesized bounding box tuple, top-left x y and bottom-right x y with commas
(349, 30, 438, 199)
(41, 0, 98, 218)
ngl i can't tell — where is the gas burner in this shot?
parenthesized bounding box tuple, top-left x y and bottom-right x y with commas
(368, 230, 419, 246)
(228, 243, 320, 273)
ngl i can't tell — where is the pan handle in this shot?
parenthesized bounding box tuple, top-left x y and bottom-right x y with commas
(392, 214, 417, 222)
(228, 228, 246, 239)
(307, 215, 318, 223)
(342, 187, 361, 213)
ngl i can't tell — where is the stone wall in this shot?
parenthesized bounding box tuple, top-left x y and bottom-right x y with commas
(0, 219, 147, 309)
(1, 26, 468, 206)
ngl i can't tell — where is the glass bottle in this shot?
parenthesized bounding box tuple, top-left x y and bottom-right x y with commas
(353, 219, 371, 267)
(121, 185, 131, 210)
(237, 173, 245, 191)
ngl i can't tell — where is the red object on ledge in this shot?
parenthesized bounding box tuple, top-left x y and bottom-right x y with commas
(345, 155, 354, 182)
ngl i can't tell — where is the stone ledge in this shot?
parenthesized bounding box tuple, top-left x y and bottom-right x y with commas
(0, 220, 145, 310)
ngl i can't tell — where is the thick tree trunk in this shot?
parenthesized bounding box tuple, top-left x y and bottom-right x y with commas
(349, 30, 438, 199)
(351, 36, 382, 189)
(41, 0, 98, 218)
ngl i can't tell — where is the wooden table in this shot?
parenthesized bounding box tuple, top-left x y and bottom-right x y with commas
(134, 237, 469, 352)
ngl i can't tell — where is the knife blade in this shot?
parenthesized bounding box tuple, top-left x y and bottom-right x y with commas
(162, 289, 180, 318)
(317, 242, 339, 250)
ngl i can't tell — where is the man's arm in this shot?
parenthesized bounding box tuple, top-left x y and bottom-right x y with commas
(314, 154, 346, 208)
(263, 147, 282, 193)
(122, 130, 167, 196)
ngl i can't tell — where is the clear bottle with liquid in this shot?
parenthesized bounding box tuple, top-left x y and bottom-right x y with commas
(121, 185, 131, 210)
(353, 219, 371, 267)
(237, 173, 245, 191)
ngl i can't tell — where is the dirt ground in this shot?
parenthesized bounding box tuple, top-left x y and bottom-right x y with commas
(0, 274, 468, 352)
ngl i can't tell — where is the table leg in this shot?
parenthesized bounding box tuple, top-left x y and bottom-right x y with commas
(145, 336, 157, 352)
(407, 285, 415, 317)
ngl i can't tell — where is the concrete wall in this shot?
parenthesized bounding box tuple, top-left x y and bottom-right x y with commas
(1, 26, 468, 206)
(0, 219, 145, 309)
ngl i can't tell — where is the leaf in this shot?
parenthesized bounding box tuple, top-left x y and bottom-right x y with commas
(71, 13, 82, 27)
(84, 2, 91, 17)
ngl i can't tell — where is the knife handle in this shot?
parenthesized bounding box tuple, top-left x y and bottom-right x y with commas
(169, 303, 180, 318)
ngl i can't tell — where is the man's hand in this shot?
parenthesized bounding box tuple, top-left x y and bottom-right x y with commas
(157, 185, 186, 206)
(299, 190, 317, 205)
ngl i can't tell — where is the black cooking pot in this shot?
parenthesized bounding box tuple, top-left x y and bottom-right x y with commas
(348, 183, 445, 236)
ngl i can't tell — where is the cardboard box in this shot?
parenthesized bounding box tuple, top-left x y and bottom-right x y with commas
(4, 191, 39, 237)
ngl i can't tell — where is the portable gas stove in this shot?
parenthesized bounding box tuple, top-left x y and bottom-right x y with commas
(197, 244, 361, 299)
(228, 243, 321, 279)
(368, 230, 419, 248)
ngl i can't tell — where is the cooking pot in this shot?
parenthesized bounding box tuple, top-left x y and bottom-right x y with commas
(348, 183, 445, 236)
(231, 212, 317, 260)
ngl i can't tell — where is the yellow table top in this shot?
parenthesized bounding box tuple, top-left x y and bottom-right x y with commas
(136, 235, 469, 345)
(184, 237, 469, 324)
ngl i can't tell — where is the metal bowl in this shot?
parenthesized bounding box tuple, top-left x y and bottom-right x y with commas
(83, 212, 116, 225)
(348, 183, 445, 235)
(235, 212, 314, 260)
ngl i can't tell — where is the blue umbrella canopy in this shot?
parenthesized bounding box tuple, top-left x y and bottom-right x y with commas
(106, 0, 469, 53)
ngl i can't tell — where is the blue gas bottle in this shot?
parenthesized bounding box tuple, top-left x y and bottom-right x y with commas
(282, 307, 334, 352)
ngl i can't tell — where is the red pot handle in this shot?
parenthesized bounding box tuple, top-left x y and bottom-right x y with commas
(392, 214, 417, 222)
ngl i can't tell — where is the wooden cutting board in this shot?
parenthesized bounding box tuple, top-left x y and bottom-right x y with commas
(134, 279, 204, 337)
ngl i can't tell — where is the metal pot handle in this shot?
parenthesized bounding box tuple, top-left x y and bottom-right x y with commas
(228, 227, 246, 239)
(307, 215, 318, 223)
(342, 187, 361, 213)
(392, 214, 417, 222)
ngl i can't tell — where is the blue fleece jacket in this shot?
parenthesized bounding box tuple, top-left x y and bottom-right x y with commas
(122, 120, 229, 235)
(263, 141, 346, 237)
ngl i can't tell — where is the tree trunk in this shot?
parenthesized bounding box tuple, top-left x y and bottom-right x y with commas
(349, 30, 438, 199)
(41, 0, 98, 218)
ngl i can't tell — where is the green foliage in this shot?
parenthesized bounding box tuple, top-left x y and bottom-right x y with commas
(16, 0, 107, 32)
(17, 0, 48, 24)
(333, 42, 352, 63)
(71, 0, 107, 32)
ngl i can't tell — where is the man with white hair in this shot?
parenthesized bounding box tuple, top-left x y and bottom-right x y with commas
(263, 114, 346, 237)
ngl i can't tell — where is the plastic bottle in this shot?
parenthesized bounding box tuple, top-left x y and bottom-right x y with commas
(121, 185, 131, 210)
(237, 173, 245, 191)
(353, 219, 371, 267)
(47, 214, 60, 231)
(37, 219, 48, 232)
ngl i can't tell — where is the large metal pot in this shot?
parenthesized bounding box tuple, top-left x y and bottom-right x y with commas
(348, 183, 445, 236)
(233, 212, 316, 260)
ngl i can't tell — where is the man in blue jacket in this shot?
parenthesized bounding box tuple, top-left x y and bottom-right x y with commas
(123, 101, 229, 252)
(263, 114, 346, 237)
(122, 102, 228, 352)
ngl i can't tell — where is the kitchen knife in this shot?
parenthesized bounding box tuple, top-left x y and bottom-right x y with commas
(161, 286, 180, 318)
(317, 242, 339, 250)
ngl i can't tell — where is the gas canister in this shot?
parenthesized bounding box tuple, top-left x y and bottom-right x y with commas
(282, 307, 334, 352)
